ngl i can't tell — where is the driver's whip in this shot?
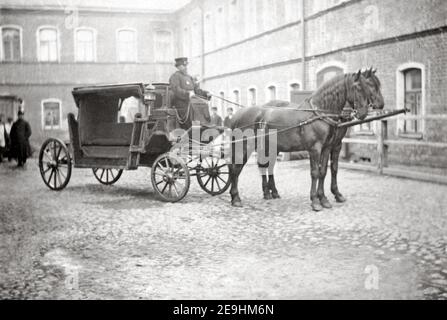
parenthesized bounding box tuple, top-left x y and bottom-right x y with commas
(210, 94, 247, 109)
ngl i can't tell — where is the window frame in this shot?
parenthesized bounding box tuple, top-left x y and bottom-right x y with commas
(287, 80, 302, 101)
(0, 25, 23, 62)
(73, 27, 97, 63)
(191, 20, 200, 57)
(218, 90, 226, 116)
(247, 86, 258, 107)
(116, 28, 138, 63)
(36, 25, 60, 62)
(265, 82, 279, 102)
(204, 12, 214, 52)
(154, 29, 174, 63)
(216, 6, 225, 48)
(231, 87, 241, 110)
(396, 62, 425, 139)
(41, 98, 62, 130)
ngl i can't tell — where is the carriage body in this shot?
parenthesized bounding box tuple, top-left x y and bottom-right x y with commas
(69, 82, 174, 170)
(38, 82, 231, 202)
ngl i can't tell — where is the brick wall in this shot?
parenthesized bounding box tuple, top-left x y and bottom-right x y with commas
(0, 8, 178, 145)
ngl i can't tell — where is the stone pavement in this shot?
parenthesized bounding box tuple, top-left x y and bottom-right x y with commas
(0, 158, 446, 299)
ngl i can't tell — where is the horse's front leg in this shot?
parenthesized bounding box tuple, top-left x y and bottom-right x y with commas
(230, 138, 255, 207)
(258, 153, 280, 200)
(230, 163, 244, 207)
(317, 147, 332, 209)
(330, 143, 346, 203)
(309, 144, 323, 212)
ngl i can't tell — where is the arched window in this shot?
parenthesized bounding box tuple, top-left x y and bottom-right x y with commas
(232, 89, 240, 105)
(248, 87, 257, 106)
(182, 27, 190, 57)
(116, 28, 137, 62)
(288, 81, 301, 101)
(316, 65, 344, 87)
(204, 13, 214, 51)
(219, 91, 225, 115)
(266, 85, 277, 102)
(74, 28, 96, 62)
(154, 30, 173, 62)
(397, 64, 425, 136)
(1, 26, 22, 61)
(37, 26, 59, 62)
(229, 0, 241, 42)
(42, 99, 62, 130)
(216, 7, 225, 47)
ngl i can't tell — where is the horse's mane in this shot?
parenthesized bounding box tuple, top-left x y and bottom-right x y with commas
(311, 73, 352, 113)
(263, 100, 291, 108)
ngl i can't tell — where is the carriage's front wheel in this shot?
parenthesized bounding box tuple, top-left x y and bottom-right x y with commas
(92, 168, 123, 185)
(196, 156, 231, 196)
(39, 138, 72, 191)
(151, 153, 190, 203)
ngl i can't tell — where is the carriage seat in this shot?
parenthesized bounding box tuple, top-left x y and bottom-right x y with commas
(80, 122, 133, 146)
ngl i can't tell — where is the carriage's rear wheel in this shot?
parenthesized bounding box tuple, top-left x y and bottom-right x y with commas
(197, 156, 231, 196)
(151, 153, 190, 203)
(92, 168, 123, 185)
(39, 138, 72, 191)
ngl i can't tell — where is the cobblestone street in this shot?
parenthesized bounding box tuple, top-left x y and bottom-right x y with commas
(1, 158, 446, 300)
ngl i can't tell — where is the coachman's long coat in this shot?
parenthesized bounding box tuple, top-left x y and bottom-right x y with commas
(10, 118, 32, 161)
(169, 70, 210, 129)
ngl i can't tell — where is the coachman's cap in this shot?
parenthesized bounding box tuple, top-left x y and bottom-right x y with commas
(175, 57, 188, 67)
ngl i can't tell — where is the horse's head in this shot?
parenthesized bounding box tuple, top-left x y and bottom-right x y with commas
(347, 69, 383, 121)
(362, 67, 385, 110)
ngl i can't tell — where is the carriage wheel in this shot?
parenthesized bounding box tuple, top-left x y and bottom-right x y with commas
(151, 153, 190, 203)
(39, 138, 72, 191)
(196, 156, 231, 196)
(92, 168, 123, 185)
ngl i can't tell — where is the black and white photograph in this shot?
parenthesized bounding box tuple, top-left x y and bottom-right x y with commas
(0, 0, 447, 304)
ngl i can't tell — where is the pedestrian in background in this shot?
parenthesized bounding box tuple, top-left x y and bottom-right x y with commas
(0, 114, 8, 163)
(223, 107, 234, 128)
(210, 107, 222, 127)
(10, 110, 32, 168)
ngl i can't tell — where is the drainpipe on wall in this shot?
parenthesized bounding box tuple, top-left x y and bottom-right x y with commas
(301, 0, 306, 90)
(200, 0, 206, 86)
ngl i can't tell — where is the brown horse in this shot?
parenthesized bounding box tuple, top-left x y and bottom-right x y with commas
(228, 70, 384, 211)
(328, 68, 384, 203)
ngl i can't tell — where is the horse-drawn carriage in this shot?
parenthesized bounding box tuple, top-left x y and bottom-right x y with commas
(38, 83, 231, 202)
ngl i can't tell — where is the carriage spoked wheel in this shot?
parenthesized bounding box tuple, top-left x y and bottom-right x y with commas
(196, 156, 231, 196)
(39, 138, 72, 191)
(151, 153, 190, 203)
(92, 168, 123, 185)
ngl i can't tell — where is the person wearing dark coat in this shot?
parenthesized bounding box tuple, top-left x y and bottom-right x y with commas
(10, 111, 32, 167)
(169, 57, 211, 129)
(210, 107, 223, 127)
(223, 107, 234, 128)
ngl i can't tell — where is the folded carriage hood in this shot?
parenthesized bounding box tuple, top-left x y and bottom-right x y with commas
(72, 83, 146, 108)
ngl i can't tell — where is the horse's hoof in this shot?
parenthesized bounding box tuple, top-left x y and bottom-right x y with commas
(272, 192, 281, 199)
(264, 193, 273, 200)
(232, 200, 243, 207)
(311, 202, 323, 212)
(335, 194, 346, 203)
(320, 198, 333, 209)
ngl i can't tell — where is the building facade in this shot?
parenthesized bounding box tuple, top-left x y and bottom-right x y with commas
(1, 0, 447, 168)
(0, 3, 178, 144)
(178, 0, 447, 168)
